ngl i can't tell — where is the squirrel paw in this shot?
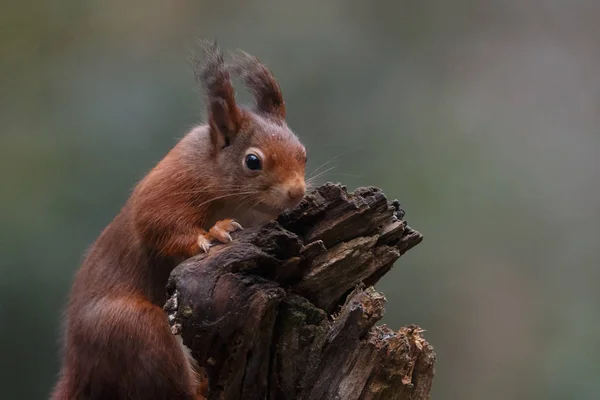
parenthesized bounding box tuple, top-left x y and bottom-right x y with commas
(198, 219, 243, 253)
(209, 219, 243, 244)
(197, 234, 212, 253)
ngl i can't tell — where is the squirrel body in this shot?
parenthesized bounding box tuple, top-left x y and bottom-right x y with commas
(51, 43, 306, 400)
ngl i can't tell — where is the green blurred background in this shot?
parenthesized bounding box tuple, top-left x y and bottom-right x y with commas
(2, 1, 600, 399)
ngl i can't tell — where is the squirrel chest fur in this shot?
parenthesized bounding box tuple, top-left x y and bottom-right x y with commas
(51, 42, 306, 400)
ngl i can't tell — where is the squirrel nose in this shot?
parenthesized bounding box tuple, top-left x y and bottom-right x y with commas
(287, 183, 306, 202)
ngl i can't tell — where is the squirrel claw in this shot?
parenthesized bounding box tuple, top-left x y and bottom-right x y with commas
(197, 235, 212, 253)
(207, 219, 242, 245)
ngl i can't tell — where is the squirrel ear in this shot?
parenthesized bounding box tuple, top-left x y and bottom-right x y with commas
(191, 40, 241, 148)
(230, 50, 286, 122)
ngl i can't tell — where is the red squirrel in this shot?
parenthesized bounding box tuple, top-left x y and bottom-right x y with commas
(51, 41, 307, 400)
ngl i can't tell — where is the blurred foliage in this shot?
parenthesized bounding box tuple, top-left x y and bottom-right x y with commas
(2, 1, 600, 399)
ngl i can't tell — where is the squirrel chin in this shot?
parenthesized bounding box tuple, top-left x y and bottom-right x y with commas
(252, 202, 287, 216)
(252, 198, 303, 216)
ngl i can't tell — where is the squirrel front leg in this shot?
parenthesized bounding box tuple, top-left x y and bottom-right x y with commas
(133, 196, 243, 258)
(154, 220, 243, 258)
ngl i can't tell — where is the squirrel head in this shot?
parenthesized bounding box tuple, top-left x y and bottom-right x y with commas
(193, 41, 306, 215)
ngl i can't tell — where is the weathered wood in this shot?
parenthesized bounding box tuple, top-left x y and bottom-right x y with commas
(165, 183, 434, 400)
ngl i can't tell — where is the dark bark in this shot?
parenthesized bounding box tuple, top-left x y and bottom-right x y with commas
(165, 183, 435, 400)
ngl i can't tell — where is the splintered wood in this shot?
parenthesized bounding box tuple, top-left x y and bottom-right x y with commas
(164, 183, 434, 400)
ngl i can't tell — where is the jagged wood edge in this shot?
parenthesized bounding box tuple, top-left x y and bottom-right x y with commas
(164, 183, 434, 400)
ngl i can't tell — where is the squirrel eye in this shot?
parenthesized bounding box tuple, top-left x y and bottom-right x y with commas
(245, 154, 262, 171)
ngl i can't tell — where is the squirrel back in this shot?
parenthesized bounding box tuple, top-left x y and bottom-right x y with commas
(51, 41, 306, 400)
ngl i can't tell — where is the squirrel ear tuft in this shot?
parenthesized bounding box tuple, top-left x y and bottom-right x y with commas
(190, 40, 241, 149)
(230, 50, 286, 122)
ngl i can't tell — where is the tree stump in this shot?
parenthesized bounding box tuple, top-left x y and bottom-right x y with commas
(164, 183, 435, 400)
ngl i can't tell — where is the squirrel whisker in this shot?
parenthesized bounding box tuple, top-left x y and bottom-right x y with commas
(306, 166, 337, 184)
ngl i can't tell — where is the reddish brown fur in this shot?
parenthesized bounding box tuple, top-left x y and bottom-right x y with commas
(52, 42, 306, 400)
(231, 50, 287, 121)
